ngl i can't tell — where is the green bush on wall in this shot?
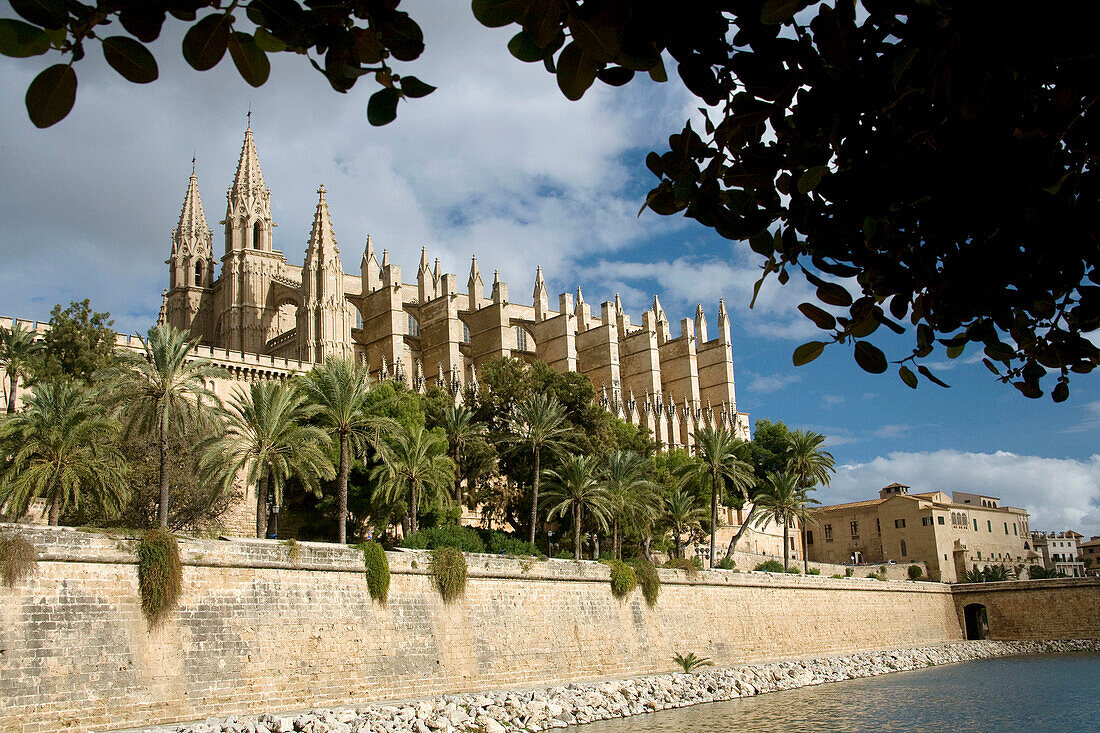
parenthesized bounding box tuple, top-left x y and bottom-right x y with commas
(628, 559, 661, 606)
(360, 541, 390, 605)
(0, 532, 37, 587)
(402, 526, 486, 554)
(604, 559, 637, 599)
(136, 528, 182, 625)
(908, 564, 924, 580)
(665, 557, 699, 577)
(715, 557, 736, 570)
(754, 560, 785, 573)
(430, 546, 467, 603)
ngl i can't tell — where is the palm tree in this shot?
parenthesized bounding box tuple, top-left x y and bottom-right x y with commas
(102, 324, 223, 527)
(198, 381, 335, 538)
(786, 430, 835, 572)
(753, 471, 821, 571)
(543, 455, 613, 560)
(0, 381, 128, 524)
(661, 487, 708, 560)
(680, 426, 754, 567)
(505, 393, 572, 546)
(0, 321, 43, 413)
(439, 404, 487, 509)
(297, 358, 396, 543)
(602, 450, 658, 559)
(372, 424, 454, 535)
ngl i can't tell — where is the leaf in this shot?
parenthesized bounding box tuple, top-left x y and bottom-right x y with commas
(524, 0, 564, 47)
(119, 4, 166, 43)
(508, 30, 545, 62)
(25, 63, 76, 128)
(254, 28, 287, 53)
(917, 365, 951, 388)
(853, 341, 888, 374)
(648, 58, 667, 83)
(182, 13, 231, 71)
(228, 32, 270, 87)
(798, 303, 836, 330)
(946, 343, 964, 359)
(367, 87, 400, 126)
(377, 12, 424, 62)
(569, 4, 620, 63)
(983, 342, 1016, 364)
(1013, 380, 1042, 399)
(102, 36, 159, 84)
(797, 165, 828, 194)
(898, 365, 918, 389)
(597, 66, 634, 86)
(982, 358, 1000, 375)
(1052, 382, 1069, 403)
(399, 75, 436, 98)
(472, 0, 526, 28)
(0, 18, 50, 58)
(556, 41, 597, 101)
(816, 282, 852, 307)
(793, 341, 826, 366)
(760, 0, 803, 25)
(10, 0, 68, 30)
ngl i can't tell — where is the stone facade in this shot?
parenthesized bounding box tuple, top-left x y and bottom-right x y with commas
(0, 525, 980, 733)
(160, 127, 750, 450)
(806, 483, 1036, 582)
(1031, 530, 1087, 577)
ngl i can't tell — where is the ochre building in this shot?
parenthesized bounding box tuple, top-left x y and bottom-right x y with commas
(161, 126, 750, 449)
(805, 483, 1035, 582)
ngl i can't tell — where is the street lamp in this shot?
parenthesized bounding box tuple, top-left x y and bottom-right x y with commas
(267, 489, 279, 539)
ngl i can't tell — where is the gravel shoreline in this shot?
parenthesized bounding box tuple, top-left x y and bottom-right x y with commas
(133, 640, 1100, 733)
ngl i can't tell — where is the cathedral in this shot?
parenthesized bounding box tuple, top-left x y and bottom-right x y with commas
(161, 126, 749, 450)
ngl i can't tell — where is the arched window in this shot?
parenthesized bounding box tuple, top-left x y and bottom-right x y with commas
(462, 323, 470, 343)
(194, 261, 203, 286)
(253, 221, 262, 249)
(515, 326, 530, 352)
(407, 313, 420, 337)
(900, 540, 907, 557)
(354, 308, 364, 330)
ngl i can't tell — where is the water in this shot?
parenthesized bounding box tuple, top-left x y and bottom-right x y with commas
(575, 654, 1100, 732)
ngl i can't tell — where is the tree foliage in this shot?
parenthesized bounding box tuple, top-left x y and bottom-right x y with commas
(8, 1, 1096, 398)
(31, 299, 117, 384)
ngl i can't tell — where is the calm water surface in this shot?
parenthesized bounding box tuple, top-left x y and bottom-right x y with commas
(575, 654, 1100, 732)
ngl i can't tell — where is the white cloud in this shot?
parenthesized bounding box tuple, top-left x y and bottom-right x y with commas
(1062, 401, 1100, 434)
(873, 423, 912, 439)
(744, 372, 802, 395)
(823, 450, 1100, 536)
(821, 394, 845, 406)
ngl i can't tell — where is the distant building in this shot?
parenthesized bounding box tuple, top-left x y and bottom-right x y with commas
(1031, 531, 1086, 578)
(805, 483, 1035, 582)
(1079, 535, 1100, 576)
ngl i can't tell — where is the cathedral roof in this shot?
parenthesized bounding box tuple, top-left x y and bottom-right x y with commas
(230, 125, 267, 198)
(175, 167, 210, 241)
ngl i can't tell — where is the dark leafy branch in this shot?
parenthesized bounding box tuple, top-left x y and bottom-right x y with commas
(4, 0, 1097, 400)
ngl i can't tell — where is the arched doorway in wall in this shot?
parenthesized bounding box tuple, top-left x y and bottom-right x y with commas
(963, 603, 989, 640)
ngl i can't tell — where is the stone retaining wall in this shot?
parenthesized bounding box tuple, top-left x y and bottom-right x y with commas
(0, 526, 1092, 733)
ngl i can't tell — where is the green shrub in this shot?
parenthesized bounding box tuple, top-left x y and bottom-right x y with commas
(784, 567, 801, 574)
(360, 541, 390, 605)
(672, 652, 713, 673)
(281, 538, 302, 566)
(845, 568, 853, 577)
(715, 556, 736, 570)
(754, 560, 785, 573)
(483, 530, 539, 557)
(554, 550, 573, 559)
(604, 559, 637, 599)
(628, 559, 661, 607)
(430, 547, 467, 603)
(866, 572, 886, 581)
(402, 525, 486, 553)
(0, 533, 37, 587)
(830, 574, 844, 579)
(136, 528, 182, 625)
(907, 564, 924, 580)
(806, 567, 821, 575)
(665, 557, 700, 577)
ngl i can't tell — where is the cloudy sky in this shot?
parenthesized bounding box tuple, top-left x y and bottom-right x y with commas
(1, 4, 1098, 535)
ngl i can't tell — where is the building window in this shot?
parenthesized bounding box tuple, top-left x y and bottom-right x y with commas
(407, 313, 420, 337)
(987, 520, 992, 532)
(895, 519, 906, 529)
(850, 521, 859, 539)
(937, 516, 945, 525)
(922, 517, 931, 527)
(462, 323, 470, 343)
(900, 540, 907, 557)
(194, 261, 202, 286)
(977, 551, 982, 560)
(824, 524, 833, 541)
(974, 519, 978, 531)
(354, 308, 363, 330)
(516, 326, 529, 352)
(1004, 522, 1009, 534)
(806, 531, 814, 545)
(253, 221, 262, 249)
(876, 518, 881, 535)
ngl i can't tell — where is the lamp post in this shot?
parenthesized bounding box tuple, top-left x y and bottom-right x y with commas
(267, 489, 279, 539)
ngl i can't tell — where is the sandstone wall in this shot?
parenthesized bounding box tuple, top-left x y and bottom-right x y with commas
(0, 526, 992, 733)
(953, 577, 1100, 640)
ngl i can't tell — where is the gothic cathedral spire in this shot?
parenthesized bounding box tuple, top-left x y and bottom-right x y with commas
(297, 184, 352, 363)
(223, 124, 275, 254)
(165, 164, 215, 340)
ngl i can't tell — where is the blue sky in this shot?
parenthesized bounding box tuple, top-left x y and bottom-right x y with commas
(1, 4, 1097, 535)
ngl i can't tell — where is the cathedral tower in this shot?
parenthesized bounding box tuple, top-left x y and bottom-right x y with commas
(165, 163, 215, 340)
(297, 185, 352, 363)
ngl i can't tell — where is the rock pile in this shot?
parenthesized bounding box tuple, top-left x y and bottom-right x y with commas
(149, 640, 1099, 733)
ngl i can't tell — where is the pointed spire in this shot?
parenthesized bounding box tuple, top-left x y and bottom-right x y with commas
(230, 124, 267, 198)
(533, 266, 548, 321)
(717, 297, 731, 345)
(615, 293, 623, 312)
(305, 184, 339, 258)
(433, 257, 442, 287)
(468, 255, 483, 311)
(157, 289, 168, 326)
(653, 294, 664, 318)
(381, 248, 390, 267)
(576, 287, 584, 304)
(419, 246, 430, 272)
(695, 303, 709, 342)
(362, 234, 375, 264)
(175, 165, 210, 240)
